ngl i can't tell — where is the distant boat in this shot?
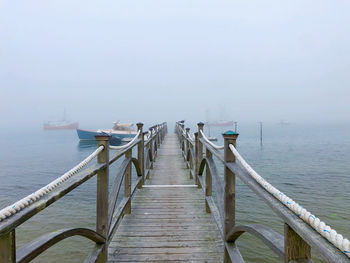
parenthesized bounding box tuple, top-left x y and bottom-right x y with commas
(44, 120, 79, 130)
(207, 120, 234, 127)
(77, 122, 137, 144)
(44, 111, 78, 130)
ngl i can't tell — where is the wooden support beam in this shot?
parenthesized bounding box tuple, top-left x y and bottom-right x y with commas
(285, 224, 311, 263)
(124, 149, 132, 214)
(184, 128, 190, 162)
(194, 132, 200, 187)
(137, 123, 144, 188)
(95, 135, 110, 263)
(149, 128, 154, 169)
(197, 123, 204, 188)
(223, 130, 239, 263)
(205, 148, 212, 213)
(0, 230, 16, 263)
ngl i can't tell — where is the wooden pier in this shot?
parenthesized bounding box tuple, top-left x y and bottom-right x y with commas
(108, 134, 223, 262)
(0, 121, 349, 263)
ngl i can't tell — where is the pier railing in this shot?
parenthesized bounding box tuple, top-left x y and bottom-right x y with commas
(0, 122, 167, 263)
(175, 121, 349, 263)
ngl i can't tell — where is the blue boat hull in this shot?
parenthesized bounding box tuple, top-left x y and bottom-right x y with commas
(76, 129, 135, 144)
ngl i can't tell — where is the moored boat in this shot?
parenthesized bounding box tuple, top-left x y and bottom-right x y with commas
(77, 122, 137, 144)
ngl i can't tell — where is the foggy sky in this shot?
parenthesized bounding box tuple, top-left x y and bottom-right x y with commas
(1, 0, 350, 128)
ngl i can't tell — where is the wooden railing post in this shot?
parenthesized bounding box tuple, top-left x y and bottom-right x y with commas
(0, 230, 16, 263)
(284, 224, 311, 263)
(180, 123, 185, 149)
(137, 123, 144, 188)
(205, 148, 212, 213)
(95, 135, 110, 263)
(197, 122, 204, 188)
(185, 128, 190, 163)
(155, 125, 159, 147)
(149, 128, 153, 169)
(159, 124, 163, 143)
(223, 131, 238, 263)
(194, 132, 199, 186)
(158, 125, 161, 147)
(124, 149, 132, 214)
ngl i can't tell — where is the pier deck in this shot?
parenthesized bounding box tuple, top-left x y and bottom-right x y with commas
(107, 134, 223, 262)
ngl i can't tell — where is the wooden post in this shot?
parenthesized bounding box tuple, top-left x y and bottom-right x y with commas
(185, 128, 190, 164)
(284, 224, 311, 263)
(95, 135, 110, 263)
(160, 124, 164, 143)
(158, 125, 161, 146)
(156, 125, 160, 149)
(137, 123, 144, 188)
(194, 132, 200, 187)
(223, 130, 238, 263)
(95, 135, 110, 238)
(0, 230, 16, 263)
(124, 149, 132, 214)
(149, 128, 153, 169)
(205, 148, 212, 213)
(197, 122, 204, 185)
(180, 123, 185, 149)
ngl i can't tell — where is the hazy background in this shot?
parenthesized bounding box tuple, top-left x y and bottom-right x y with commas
(1, 0, 350, 129)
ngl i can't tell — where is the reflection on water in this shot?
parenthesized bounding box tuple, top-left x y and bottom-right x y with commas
(77, 138, 127, 148)
(77, 140, 98, 148)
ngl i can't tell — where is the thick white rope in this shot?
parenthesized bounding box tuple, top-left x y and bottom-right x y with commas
(229, 144, 350, 257)
(109, 130, 141, 150)
(0, 146, 104, 222)
(200, 130, 224, 150)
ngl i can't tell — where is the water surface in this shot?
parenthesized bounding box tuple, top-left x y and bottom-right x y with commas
(0, 123, 349, 262)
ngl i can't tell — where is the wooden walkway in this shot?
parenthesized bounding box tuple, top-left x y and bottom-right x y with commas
(108, 134, 224, 262)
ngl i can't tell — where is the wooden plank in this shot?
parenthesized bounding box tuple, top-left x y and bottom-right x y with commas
(109, 240, 223, 248)
(109, 253, 222, 261)
(109, 247, 223, 254)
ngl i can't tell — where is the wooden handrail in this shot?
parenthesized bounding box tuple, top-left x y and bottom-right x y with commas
(175, 121, 349, 263)
(0, 122, 168, 263)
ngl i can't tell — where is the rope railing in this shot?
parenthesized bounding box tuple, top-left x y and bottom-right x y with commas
(176, 120, 349, 262)
(109, 130, 141, 150)
(0, 145, 104, 221)
(229, 144, 350, 258)
(200, 130, 224, 150)
(0, 121, 168, 263)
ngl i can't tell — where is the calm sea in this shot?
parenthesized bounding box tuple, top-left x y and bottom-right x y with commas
(0, 123, 349, 262)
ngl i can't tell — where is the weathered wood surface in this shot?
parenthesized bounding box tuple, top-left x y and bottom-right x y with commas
(108, 134, 223, 262)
